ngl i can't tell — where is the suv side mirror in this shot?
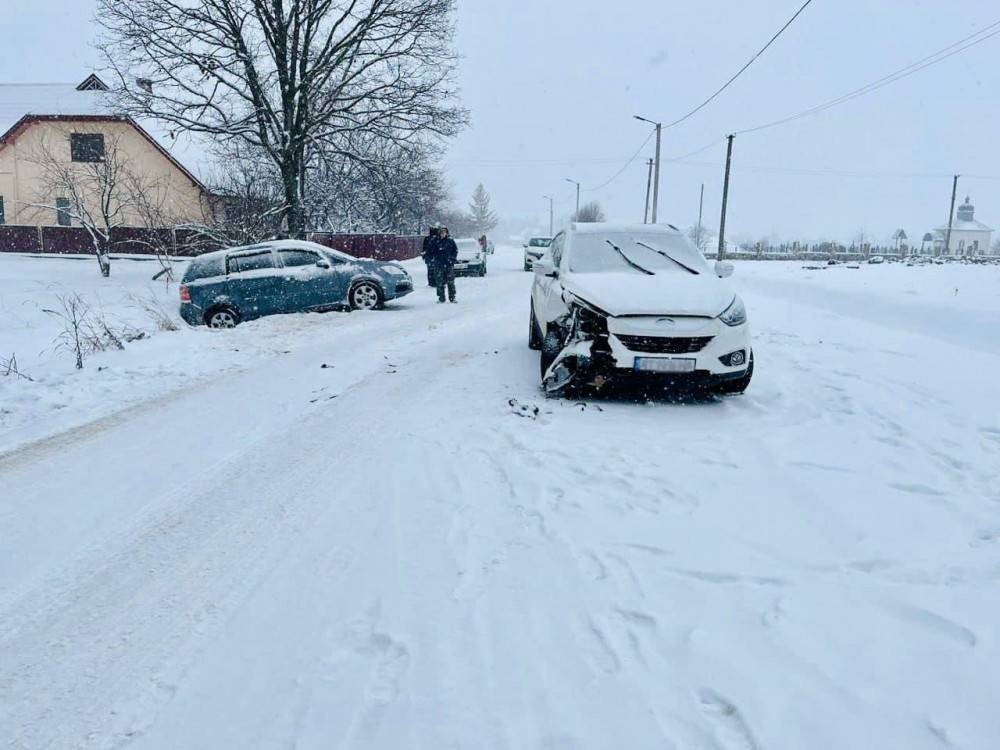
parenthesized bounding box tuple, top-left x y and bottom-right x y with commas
(715, 260, 734, 278)
(534, 259, 557, 278)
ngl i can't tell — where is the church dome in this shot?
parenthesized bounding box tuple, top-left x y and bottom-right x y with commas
(957, 196, 975, 222)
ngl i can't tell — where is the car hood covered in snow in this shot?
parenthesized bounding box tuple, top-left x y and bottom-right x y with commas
(456, 240, 482, 261)
(563, 271, 735, 317)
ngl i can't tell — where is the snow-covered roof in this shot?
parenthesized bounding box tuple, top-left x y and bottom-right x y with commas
(0, 83, 115, 136)
(570, 222, 684, 235)
(932, 219, 994, 235)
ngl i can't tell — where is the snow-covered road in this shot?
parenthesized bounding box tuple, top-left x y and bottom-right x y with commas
(2, 251, 999, 749)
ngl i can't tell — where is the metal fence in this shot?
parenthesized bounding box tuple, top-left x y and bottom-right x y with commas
(0, 225, 424, 261)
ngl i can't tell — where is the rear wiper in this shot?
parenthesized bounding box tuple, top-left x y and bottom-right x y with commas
(634, 240, 700, 275)
(605, 239, 654, 275)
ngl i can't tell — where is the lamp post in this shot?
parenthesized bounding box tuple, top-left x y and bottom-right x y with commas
(634, 115, 662, 223)
(542, 195, 554, 236)
(565, 178, 581, 218)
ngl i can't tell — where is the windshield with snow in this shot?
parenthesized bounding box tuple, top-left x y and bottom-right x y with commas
(529, 238, 552, 247)
(568, 234, 710, 274)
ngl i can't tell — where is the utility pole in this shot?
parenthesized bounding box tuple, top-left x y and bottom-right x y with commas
(643, 159, 654, 223)
(542, 195, 554, 236)
(565, 178, 580, 218)
(634, 115, 663, 223)
(717, 135, 735, 261)
(943, 174, 960, 257)
(652, 122, 662, 223)
(696, 183, 705, 250)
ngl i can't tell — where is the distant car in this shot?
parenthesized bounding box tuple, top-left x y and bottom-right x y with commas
(523, 237, 553, 271)
(179, 240, 413, 328)
(868, 255, 885, 264)
(453, 238, 491, 277)
(529, 223, 752, 396)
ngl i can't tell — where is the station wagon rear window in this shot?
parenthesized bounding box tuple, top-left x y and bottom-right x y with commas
(182, 256, 225, 281)
(228, 251, 276, 274)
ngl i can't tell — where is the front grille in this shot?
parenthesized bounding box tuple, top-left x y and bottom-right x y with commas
(616, 335, 713, 354)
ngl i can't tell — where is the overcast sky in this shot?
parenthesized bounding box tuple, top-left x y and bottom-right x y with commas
(5, 0, 1000, 242)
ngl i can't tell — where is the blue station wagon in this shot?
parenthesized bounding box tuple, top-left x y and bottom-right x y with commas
(179, 240, 414, 328)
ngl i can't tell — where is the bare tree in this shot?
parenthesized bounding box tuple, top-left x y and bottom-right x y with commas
(198, 148, 287, 247)
(97, 0, 468, 238)
(573, 201, 606, 223)
(305, 136, 448, 234)
(468, 183, 498, 234)
(687, 222, 714, 253)
(27, 131, 140, 277)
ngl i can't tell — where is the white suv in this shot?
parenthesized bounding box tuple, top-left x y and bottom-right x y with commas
(528, 223, 752, 395)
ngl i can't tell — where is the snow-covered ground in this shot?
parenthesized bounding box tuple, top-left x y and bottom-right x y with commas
(2, 250, 999, 749)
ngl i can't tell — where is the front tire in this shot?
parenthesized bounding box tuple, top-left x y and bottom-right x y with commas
(529, 303, 543, 350)
(205, 305, 240, 329)
(715, 352, 754, 395)
(349, 281, 383, 311)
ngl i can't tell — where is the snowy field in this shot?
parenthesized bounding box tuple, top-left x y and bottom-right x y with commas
(2, 249, 999, 749)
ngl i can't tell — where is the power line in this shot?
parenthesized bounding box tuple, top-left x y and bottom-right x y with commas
(735, 18, 1000, 135)
(662, 0, 816, 129)
(582, 131, 655, 191)
(580, 1, 814, 193)
(659, 158, 1000, 181)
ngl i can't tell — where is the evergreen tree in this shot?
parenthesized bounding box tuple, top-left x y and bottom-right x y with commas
(469, 184, 499, 234)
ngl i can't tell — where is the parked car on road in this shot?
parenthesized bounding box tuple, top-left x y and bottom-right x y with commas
(453, 238, 491, 277)
(179, 240, 413, 328)
(528, 223, 752, 395)
(523, 237, 553, 271)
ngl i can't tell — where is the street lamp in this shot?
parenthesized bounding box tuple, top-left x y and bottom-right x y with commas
(542, 195, 554, 236)
(564, 178, 581, 218)
(634, 115, 662, 223)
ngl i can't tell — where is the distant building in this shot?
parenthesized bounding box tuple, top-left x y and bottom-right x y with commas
(931, 196, 993, 256)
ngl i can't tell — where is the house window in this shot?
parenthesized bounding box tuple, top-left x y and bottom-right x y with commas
(56, 198, 72, 227)
(0, 196, 5, 225)
(70, 133, 105, 162)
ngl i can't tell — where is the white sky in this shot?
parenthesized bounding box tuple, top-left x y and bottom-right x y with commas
(4, 0, 1000, 242)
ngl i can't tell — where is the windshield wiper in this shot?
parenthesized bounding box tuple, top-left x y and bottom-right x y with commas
(634, 240, 701, 275)
(605, 239, 654, 275)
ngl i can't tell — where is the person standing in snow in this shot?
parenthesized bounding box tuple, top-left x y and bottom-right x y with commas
(421, 225, 438, 287)
(426, 226, 458, 303)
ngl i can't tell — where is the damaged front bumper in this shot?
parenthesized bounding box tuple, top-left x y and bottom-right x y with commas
(542, 307, 751, 395)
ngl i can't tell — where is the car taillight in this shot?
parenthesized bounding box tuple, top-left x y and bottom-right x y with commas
(179, 285, 191, 302)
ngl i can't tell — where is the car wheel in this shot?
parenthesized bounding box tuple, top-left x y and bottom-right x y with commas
(715, 352, 754, 395)
(205, 306, 240, 329)
(529, 303, 543, 350)
(540, 328, 563, 378)
(480, 264, 487, 276)
(349, 281, 383, 311)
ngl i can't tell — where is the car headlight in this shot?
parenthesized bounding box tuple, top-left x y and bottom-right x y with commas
(380, 264, 407, 276)
(718, 295, 747, 327)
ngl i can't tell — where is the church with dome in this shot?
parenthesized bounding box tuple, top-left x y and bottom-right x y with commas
(927, 196, 994, 255)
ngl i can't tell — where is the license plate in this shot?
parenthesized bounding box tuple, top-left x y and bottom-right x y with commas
(634, 357, 696, 373)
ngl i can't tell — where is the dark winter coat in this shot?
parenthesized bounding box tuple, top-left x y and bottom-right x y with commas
(425, 236, 458, 268)
(422, 233, 435, 261)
